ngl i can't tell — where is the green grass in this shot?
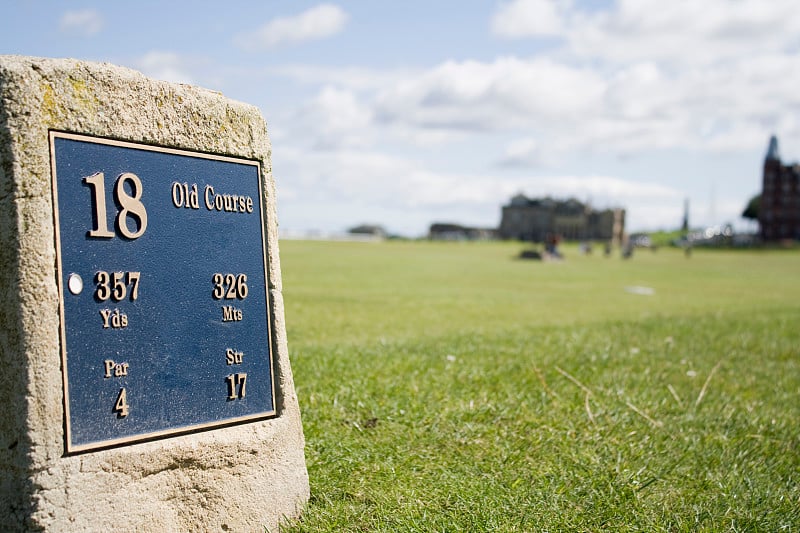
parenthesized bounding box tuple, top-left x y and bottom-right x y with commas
(278, 241, 800, 532)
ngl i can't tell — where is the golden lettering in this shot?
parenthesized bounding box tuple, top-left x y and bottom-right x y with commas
(114, 388, 129, 417)
(112, 271, 126, 301)
(100, 308, 111, 328)
(212, 273, 224, 299)
(226, 373, 247, 400)
(84, 172, 148, 240)
(95, 270, 141, 302)
(203, 185, 254, 214)
(225, 274, 237, 298)
(204, 184, 215, 210)
(84, 172, 115, 238)
(115, 173, 148, 239)
(171, 181, 183, 206)
(212, 273, 248, 300)
(172, 182, 200, 209)
(226, 348, 244, 365)
(100, 308, 128, 329)
(104, 359, 129, 378)
(127, 271, 141, 300)
(222, 305, 242, 322)
(96, 271, 111, 301)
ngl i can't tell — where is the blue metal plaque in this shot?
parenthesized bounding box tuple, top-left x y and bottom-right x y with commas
(49, 132, 275, 453)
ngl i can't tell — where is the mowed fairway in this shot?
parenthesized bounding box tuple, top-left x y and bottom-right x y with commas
(279, 240, 800, 531)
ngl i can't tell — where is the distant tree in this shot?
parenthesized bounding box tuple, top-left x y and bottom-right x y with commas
(742, 194, 760, 221)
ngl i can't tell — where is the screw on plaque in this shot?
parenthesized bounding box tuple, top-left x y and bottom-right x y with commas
(68, 273, 83, 295)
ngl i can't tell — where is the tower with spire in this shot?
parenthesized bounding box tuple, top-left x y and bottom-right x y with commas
(765, 135, 780, 161)
(681, 198, 689, 233)
(760, 135, 800, 241)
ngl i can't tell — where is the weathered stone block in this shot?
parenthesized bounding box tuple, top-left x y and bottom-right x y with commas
(0, 55, 308, 532)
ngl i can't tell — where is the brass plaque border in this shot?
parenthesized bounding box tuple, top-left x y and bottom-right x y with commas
(49, 131, 277, 453)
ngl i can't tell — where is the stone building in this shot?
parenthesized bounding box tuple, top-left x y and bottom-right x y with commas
(760, 135, 800, 241)
(429, 223, 497, 240)
(498, 194, 625, 244)
(348, 224, 387, 239)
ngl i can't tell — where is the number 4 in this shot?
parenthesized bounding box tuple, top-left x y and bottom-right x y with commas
(114, 388, 129, 417)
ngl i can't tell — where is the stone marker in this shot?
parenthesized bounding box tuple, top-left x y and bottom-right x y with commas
(0, 56, 309, 531)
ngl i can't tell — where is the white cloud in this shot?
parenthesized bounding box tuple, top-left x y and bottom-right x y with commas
(235, 4, 348, 51)
(491, 0, 795, 66)
(363, 56, 678, 154)
(296, 86, 373, 149)
(374, 57, 605, 132)
(353, 48, 800, 158)
(484, 0, 800, 156)
(492, 0, 567, 37)
(135, 52, 195, 84)
(278, 147, 502, 211)
(265, 0, 800, 233)
(59, 9, 104, 37)
(269, 64, 413, 91)
(275, 142, 684, 232)
(533, 175, 680, 202)
(567, 0, 800, 67)
(499, 137, 546, 167)
(265, 0, 800, 159)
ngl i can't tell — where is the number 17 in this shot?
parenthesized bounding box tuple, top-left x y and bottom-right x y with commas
(226, 373, 247, 400)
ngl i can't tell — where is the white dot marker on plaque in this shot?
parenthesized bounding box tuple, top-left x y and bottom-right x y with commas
(68, 273, 83, 295)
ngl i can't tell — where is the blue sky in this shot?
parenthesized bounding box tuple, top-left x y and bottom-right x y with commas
(3, 1, 799, 236)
